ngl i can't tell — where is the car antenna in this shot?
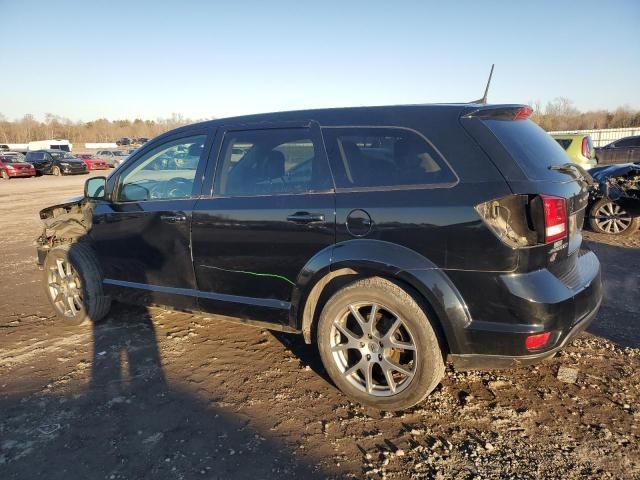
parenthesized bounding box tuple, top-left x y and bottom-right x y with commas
(470, 64, 494, 104)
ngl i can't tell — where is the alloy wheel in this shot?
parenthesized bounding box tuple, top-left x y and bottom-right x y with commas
(47, 257, 84, 318)
(329, 302, 417, 396)
(594, 201, 632, 234)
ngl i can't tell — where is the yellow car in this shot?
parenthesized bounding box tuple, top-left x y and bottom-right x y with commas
(551, 133, 597, 169)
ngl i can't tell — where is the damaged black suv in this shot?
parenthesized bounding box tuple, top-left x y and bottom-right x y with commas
(36, 104, 603, 410)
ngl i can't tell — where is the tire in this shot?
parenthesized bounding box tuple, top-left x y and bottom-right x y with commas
(1, 170, 9, 180)
(52, 166, 61, 176)
(43, 243, 111, 326)
(589, 198, 640, 237)
(317, 276, 445, 410)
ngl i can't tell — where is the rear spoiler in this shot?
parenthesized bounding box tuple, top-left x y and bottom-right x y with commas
(462, 105, 533, 121)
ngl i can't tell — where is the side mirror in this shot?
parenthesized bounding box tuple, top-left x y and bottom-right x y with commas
(85, 176, 107, 199)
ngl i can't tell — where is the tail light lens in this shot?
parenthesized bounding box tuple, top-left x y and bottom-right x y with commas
(540, 195, 567, 243)
(581, 137, 590, 158)
(476, 194, 569, 248)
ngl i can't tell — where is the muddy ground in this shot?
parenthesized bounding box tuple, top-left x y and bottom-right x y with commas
(0, 174, 638, 479)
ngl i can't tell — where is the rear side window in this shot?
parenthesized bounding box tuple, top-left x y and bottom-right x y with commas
(322, 127, 457, 189)
(554, 138, 572, 150)
(215, 128, 332, 196)
(482, 120, 571, 180)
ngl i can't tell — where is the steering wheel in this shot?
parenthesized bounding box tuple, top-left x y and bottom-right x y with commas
(165, 177, 192, 198)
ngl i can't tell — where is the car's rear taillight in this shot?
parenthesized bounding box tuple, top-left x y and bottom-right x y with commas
(476, 193, 569, 248)
(540, 195, 567, 243)
(581, 137, 590, 158)
(513, 106, 533, 120)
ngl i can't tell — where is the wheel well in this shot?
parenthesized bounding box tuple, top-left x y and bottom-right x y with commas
(300, 268, 450, 356)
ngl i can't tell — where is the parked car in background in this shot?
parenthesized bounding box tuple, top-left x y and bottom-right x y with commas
(95, 150, 129, 167)
(595, 135, 640, 165)
(0, 152, 36, 179)
(587, 163, 640, 236)
(27, 139, 72, 152)
(550, 133, 597, 169)
(137, 137, 149, 144)
(25, 150, 89, 176)
(76, 154, 109, 171)
(36, 103, 602, 410)
(116, 137, 131, 146)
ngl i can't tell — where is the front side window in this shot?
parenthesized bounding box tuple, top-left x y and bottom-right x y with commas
(215, 128, 331, 196)
(322, 127, 457, 189)
(116, 135, 206, 202)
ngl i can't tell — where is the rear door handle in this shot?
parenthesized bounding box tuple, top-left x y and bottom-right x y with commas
(160, 212, 187, 223)
(286, 212, 325, 224)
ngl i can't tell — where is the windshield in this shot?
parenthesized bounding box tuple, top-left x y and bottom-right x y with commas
(1, 156, 20, 164)
(483, 119, 571, 180)
(115, 152, 128, 156)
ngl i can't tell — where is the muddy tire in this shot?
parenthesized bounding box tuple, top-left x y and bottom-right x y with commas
(52, 166, 61, 176)
(43, 243, 111, 326)
(1, 170, 9, 180)
(317, 277, 445, 410)
(589, 198, 640, 237)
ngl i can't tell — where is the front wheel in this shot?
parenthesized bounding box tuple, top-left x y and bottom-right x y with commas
(44, 243, 112, 326)
(317, 277, 445, 410)
(52, 166, 61, 176)
(1, 170, 9, 180)
(589, 198, 640, 236)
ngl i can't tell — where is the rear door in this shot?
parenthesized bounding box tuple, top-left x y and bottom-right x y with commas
(191, 122, 335, 326)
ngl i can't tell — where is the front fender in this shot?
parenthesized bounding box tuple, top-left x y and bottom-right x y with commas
(291, 239, 471, 353)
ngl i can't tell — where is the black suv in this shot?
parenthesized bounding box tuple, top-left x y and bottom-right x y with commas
(36, 104, 602, 410)
(25, 150, 89, 176)
(595, 135, 640, 165)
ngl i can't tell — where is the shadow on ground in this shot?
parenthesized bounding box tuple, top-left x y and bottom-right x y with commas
(0, 307, 324, 480)
(585, 240, 640, 349)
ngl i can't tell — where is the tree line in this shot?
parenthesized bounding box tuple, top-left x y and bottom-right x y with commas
(529, 98, 640, 131)
(1, 100, 639, 144)
(0, 113, 195, 144)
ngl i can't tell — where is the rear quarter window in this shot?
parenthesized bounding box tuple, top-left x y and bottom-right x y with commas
(322, 127, 457, 189)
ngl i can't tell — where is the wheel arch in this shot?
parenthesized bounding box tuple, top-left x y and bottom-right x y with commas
(290, 239, 471, 354)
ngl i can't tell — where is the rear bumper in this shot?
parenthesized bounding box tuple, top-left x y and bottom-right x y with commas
(445, 248, 603, 369)
(8, 171, 35, 177)
(450, 294, 601, 369)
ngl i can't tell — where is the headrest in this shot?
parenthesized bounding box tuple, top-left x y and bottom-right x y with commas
(188, 142, 204, 157)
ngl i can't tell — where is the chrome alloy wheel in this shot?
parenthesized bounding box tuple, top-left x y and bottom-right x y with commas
(47, 257, 84, 318)
(594, 201, 632, 234)
(329, 302, 417, 396)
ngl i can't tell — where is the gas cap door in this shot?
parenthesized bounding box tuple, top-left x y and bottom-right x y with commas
(345, 209, 373, 237)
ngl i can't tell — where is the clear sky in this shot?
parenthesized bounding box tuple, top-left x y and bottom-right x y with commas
(1, 0, 638, 121)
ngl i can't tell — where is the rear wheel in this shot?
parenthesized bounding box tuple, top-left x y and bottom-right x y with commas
(589, 198, 639, 236)
(44, 243, 111, 326)
(52, 166, 61, 176)
(1, 170, 9, 180)
(317, 277, 444, 410)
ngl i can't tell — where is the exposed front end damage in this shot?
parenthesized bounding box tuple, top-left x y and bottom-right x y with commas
(589, 163, 640, 217)
(36, 196, 92, 267)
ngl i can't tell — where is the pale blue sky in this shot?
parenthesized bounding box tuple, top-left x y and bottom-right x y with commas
(1, 0, 638, 121)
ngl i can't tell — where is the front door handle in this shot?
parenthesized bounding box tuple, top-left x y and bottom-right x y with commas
(160, 213, 187, 223)
(286, 212, 325, 224)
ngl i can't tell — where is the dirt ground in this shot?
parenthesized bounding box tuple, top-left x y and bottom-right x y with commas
(1, 174, 638, 479)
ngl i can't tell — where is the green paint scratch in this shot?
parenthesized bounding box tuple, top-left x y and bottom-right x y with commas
(201, 265, 295, 286)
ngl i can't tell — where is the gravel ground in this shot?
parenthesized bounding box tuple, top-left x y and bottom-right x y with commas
(0, 174, 638, 479)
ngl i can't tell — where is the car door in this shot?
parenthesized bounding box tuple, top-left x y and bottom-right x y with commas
(191, 123, 335, 326)
(90, 129, 214, 309)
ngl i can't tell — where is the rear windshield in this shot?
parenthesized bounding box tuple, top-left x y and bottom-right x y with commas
(483, 119, 570, 180)
(554, 138, 572, 150)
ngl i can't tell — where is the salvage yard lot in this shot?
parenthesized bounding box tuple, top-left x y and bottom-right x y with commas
(0, 174, 639, 479)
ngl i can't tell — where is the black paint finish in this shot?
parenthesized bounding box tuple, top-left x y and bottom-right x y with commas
(44, 103, 603, 367)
